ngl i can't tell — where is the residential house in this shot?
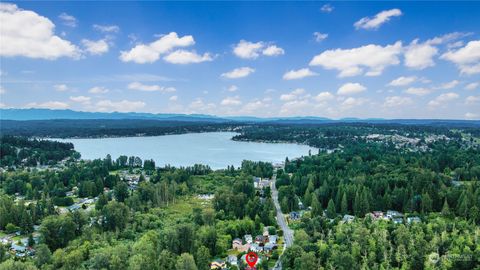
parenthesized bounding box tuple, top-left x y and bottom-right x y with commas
(289, 211, 300, 220)
(255, 235, 266, 245)
(407, 216, 421, 224)
(386, 210, 403, 219)
(244, 234, 253, 244)
(342, 214, 355, 223)
(392, 217, 404, 224)
(210, 259, 226, 269)
(250, 243, 263, 253)
(264, 242, 277, 253)
(268, 235, 278, 244)
(226, 255, 238, 266)
(232, 238, 250, 252)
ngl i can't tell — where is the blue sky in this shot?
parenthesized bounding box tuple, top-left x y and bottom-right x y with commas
(1, 1, 479, 119)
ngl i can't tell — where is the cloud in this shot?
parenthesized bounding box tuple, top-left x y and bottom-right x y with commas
(82, 39, 109, 55)
(313, 32, 328, 42)
(127, 82, 176, 93)
(0, 86, 6, 94)
(465, 112, 479, 119)
(404, 39, 438, 69)
(232, 40, 284, 59)
(283, 68, 317, 80)
(188, 98, 216, 113)
(428, 92, 459, 107)
(441, 40, 480, 75)
(89, 86, 109, 94)
(280, 88, 306, 101)
(69, 95, 91, 103)
(119, 32, 196, 64)
(465, 95, 480, 105)
(240, 100, 266, 114)
(54, 84, 68, 91)
(320, 4, 334, 13)
(221, 67, 255, 79)
(26, 101, 69, 109)
(93, 24, 119, 33)
(436, 80, 459, 90)
(354, 9, 402, 30)
(220, 96, 242, 106)
(58, 12, 77, 27)
(262, 45, 285, 56)
(309, 42, 402, 77)
(169, 95, 178, 101)
(404, 87, 432, 96)
(314, 92, 334, 102)
(337, 83, 366, 95)
(227, 85, 238, 92)
(341, 97, 368, 109)
(0, 3, 80, 59)
(383, 96, 413, 107)
(163, 50, 213, 64)
(388, 76, 417, 86)
(95, 99, 146, 112)
(465, 82, 479, 90)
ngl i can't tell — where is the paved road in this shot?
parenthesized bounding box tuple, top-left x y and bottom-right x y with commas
(271, 172, 294, 270)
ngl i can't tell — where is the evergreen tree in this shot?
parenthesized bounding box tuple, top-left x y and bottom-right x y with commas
(327, 199, 336, 219)
(341, 192, 348, 214)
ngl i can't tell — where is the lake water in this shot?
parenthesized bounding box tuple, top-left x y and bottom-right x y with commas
(54, 132, 317, 169)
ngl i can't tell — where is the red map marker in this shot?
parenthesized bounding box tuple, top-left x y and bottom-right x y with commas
(246, 252, 258, 268)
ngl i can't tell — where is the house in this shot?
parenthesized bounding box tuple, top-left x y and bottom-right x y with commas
(268, 235, 278, 244)
(10, 243, 26, 256)
(386, 210, 403, 219)
(210, 259, 226, 269)
(250, 243, 263, 253)
(226, 255, 238, 266)
(262, 227, 270, 237)
(392, 217, 404, 224)
(407, 216, 421, 224)
(289, 211, 300, 220)
(264, 242, 277, 253)
(253, 177, 261, 188)
(298, 201, 304, 210)
(244, 234, 253, 244)
(255, 235, 266, 245)
(232, 238, 250, 252)
(259, 179, 270, 189)
(68, 204, 81, 212)
(342, 214, 355, 223)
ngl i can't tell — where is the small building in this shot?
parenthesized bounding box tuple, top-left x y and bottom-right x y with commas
(244, 234, 253, 244)
(210, 259, 226, 269)
(255, 235, 265, 245)
(386, 210, 403, 219)
(289, 211, 300, 220)
(264, 242, 277, 253)
(250, 243, 263, 253)
(342, 214, 355, 223)
(407, 216, 421, 224)
(268, 235, 278, 244)
(232, 238, 250, 252)
(392, 217, 404, 224)
(226, 255, 238, 266)
(262, 227, 270, 237)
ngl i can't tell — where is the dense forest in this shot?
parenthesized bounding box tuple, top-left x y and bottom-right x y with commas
(273, 130, 480, 269)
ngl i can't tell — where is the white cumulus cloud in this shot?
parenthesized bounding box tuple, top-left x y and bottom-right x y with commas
(233, 40, 284, 59)
(383, 96, 413, 107)
(313, 32, 328, 42)
(26, 101, 69, 109)
(465, 95, 480, 105)
(465, 82, 479, 90)
(283, 68, 317, 80)
(89, 86, 109, 94)
(93, 24, 119, 33)
(354, 9, 402, 30)
(428, 92, 459, 107)
(309, 42, 402, 77)
(441, 40, 480, 75)
(69, 96, 91, 103)
(119, 32, 196, 64)
(0, 3, 80, 59)
(404, 87, 432, 96)
(388, 76, 417, 86)
(404, 39, 438, 69)
(127, 82, 176, 93)
(163, 50, 213, 64)
(220, 96, 242, 106)
(314, 92, 334, 102)
(337, 83, 366, 95)
(58, 12, 77, 27)
(54, 84, 69, 91)
(82, 39, 109, 55)
(221, 67, 255, 79)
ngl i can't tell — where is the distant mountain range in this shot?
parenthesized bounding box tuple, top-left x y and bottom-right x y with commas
(1, 109, 479, 126)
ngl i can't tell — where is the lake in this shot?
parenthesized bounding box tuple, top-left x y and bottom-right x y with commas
(54, 132, 317, 169)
